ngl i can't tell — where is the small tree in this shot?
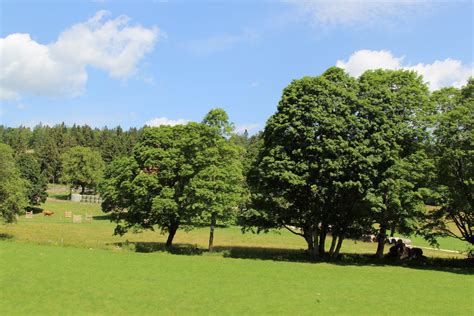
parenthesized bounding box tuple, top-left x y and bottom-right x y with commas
(191, 108, 244, 250)
(61, 146, 104, 194)
(16, 153, 48, 205)
(0, 144, 28, 222)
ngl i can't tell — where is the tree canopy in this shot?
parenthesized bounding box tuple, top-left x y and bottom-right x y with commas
(61, 146, 105, 194)
(245, 67, 375, 257)
(423, 79, 474, 245)
(0, 144, 28, 223)
(16, 153, 48, 205)
(100, 110, 244, 248)
(357, 69, 433, 257)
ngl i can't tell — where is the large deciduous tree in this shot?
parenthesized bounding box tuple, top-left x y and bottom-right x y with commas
(423, 79, 473, 245)
(246, 68, 373, 258)
(358, 69, 433, 258)
(0, 144, 28, 222)
(61, 146, 104, 194)
(100, 112, 244, 248)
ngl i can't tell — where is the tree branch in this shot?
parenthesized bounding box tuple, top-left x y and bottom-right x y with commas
(282, 224, 305, 237)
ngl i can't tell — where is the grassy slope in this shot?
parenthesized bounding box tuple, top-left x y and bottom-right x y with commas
(1, 241, 473, 316)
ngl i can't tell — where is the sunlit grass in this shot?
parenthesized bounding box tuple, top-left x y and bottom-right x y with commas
(1, 241, 472, 315)
(0, 199, 467, 259)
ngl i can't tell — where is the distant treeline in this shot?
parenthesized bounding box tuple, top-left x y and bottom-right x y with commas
(0, 123, 259, 184)
(0, 124, 142, 183)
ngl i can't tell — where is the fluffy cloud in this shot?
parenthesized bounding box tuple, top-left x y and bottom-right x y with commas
(409, 59, 473, 90)
(336, 50, 473, 90)
(336, 50, 403, 77)
(288, 0, 427, 27)
(145, 117, 191, 127)
(0, 11, 159, 100)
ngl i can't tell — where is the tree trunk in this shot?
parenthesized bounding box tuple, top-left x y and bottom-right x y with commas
(318, 224, 328, 255)
(304, 227, 320, 258)
(166, 225, 178, 248)
(80, 184, 85, 195)
(376, 225, 387, 259)
(332, 236, 344, 259)
(328, 235, 337, 256)
(390, 223, 396, 237)
(208, 213, 216, 251)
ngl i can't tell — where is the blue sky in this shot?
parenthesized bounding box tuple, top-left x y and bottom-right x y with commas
(0, 0, 472, 133)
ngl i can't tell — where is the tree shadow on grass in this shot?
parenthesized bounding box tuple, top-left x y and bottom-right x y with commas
(0, 233, 13, 240)
(112, 241, 204, 255)
(215, 246, 474, 275)
(112, 241, 473, 275)
(26, 206, 44, 214)
(93, 215, 112, 221)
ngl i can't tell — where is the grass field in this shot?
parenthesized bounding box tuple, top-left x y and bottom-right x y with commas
(1, 191, 473, 315)
(0, 197, 469, 258)
(1, 241, 473, 315)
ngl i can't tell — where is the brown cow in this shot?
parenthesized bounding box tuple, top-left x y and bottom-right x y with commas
(42, 210, 54, 216)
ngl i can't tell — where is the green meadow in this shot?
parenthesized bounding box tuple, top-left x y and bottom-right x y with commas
(1, 241, 473, 316)
(1, 196, 473, 315)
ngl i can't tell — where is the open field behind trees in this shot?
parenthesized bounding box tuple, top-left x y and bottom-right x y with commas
(1, 241, 473, 315)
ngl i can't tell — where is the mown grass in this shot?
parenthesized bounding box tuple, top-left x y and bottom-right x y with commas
(1, 195, 473, 315)
(1, 241, 473, 316)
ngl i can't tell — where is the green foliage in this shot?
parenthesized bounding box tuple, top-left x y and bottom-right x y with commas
(0, 126, 31, 155)
(246, 67, 374, 256)
(61, 146, 104, 194)
(202, 107, 235, 136)
(16, 153, 48, 205)
(98, 126, 129, 163)
(423, 78, 474, 245)
(185, 123, 244, 249)
(0, 144, 28, 222)
(0, 123, 142, 183)
(246, 68, 437, 258)
(100, 117, 244, 247)
(357, 69, 433, 256)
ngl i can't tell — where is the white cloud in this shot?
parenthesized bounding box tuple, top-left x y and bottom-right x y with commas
(408, 59, 473, 91)
(0, 11, 159, 100)
(336, 50, 473, 90)
(145, 117, 191, 127)
(235, 123, 260, 134)
(288, 0, 428, 27)
(336, 50, 403, 77)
